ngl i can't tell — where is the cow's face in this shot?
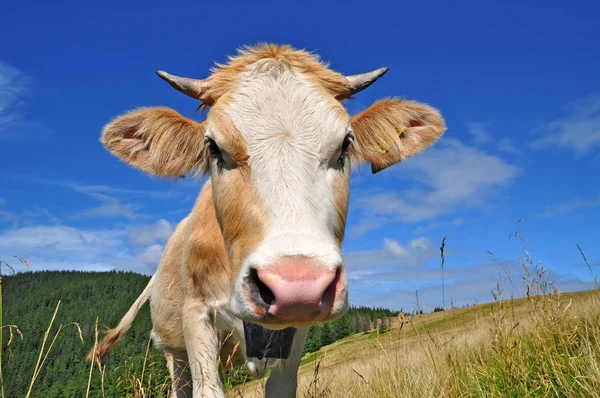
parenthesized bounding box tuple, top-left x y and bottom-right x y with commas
(100, 45, 446, 329)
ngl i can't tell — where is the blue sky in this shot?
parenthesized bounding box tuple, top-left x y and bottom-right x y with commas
(1, 0, 599, 311)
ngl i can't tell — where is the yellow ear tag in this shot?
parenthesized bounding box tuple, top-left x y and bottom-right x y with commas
(378, 143, 389, 153)
(397, 125, 406, 137)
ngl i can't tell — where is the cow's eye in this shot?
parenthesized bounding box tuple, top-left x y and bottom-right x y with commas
(204, 137, 220, 156)
(337, 133, 354, 166)
(204, 137, 224, 169)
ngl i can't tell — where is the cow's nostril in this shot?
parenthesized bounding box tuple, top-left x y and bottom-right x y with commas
(250, 269, 276, 306)
(321, 267, 341, 306)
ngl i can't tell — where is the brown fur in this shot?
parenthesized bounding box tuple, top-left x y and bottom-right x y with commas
(206, 102, 250, 166)
(89, 44, 447, 397)
(88, 183, 232, 359)
(87, 274, 155, 363)
(101, 107, 208, 178)
(183, 181, 231, 300)
(350, 98, 447, 173)
(199, 43, 354, 109)
(149, 221, 188, 349)
(207, 101, 269, 285)
(332, 172, 350, 245)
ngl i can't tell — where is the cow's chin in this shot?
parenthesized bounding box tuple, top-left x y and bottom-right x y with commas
(259, 320, 320, 331)
(229, 293, 350, 330)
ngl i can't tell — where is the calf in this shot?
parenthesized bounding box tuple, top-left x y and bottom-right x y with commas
(88, 44, 446, 397)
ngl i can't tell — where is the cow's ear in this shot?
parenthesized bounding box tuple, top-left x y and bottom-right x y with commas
(101, 107, 208, 178)
(350, 99, 446, 174)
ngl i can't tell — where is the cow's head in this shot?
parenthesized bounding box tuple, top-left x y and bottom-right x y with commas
(101, 44, 446, 329)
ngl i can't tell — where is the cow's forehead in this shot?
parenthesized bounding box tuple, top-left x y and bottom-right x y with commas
(207, 59, 350, 155)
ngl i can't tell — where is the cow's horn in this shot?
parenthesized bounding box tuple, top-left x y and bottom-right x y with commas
(345, 67, 389, 95)
(156, 71, 207, 100)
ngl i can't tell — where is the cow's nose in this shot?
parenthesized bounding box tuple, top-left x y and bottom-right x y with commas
(247, 257, 340, 322)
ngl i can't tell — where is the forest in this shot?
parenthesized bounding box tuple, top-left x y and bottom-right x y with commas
(1, 270, 399, 397)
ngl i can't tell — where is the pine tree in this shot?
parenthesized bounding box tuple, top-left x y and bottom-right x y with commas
(378, 315, 387, 331)
(332, 314, 352, 340)
(318, 322, 335, 346)
(303, 325, 320, 353)
(352, 314, 359, 333)
(360, 314, 370, 333)
(0, 271, 403, 396)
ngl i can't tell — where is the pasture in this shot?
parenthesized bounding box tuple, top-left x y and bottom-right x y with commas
(228, 252, 600, 397)
(2, 238, 599, 397)
(2, 1, 599, 397)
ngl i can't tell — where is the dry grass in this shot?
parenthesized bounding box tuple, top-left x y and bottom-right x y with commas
(229, 290, 600, 398)
(3, 231, 600, 397)
(228, 237, 600, 398)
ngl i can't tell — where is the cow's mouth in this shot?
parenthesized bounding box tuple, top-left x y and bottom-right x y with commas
(243, 321, 297, 359)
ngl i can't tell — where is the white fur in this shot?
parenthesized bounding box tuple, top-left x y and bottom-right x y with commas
(223, 60, 349, 274)
(106, 60, 355, 398)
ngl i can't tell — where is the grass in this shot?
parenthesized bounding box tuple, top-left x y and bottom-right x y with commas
(231, 290, 600, 398)
(228, 234, 600, 398)
(2, 228, 600, 397)
(300, 351, 325, 366)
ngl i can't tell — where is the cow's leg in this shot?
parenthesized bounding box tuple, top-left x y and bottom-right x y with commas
(182, 300, 224, 398)
(264, 327, 309, 398)
(165, 347, 192, 398)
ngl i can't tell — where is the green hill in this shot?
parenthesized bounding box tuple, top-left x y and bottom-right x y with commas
(5, 269, 599, 398)
(1, 271, 400, 397)
(2, 270, 169, 398)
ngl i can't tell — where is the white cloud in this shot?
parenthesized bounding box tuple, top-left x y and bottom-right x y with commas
(345, 237, 439, 272)
(343, 237, 511, 311)
(67, 182, 176, 199)
(0, 60, 44, 141)
(347, 217, 385, 239)
(0, 61, 30, 130)
(466, 121, 523, 155)
(0, 225, 126, 257)
(537, 194, 600, 218)
(127, 219, 174, 245)
(7, 256, 116, 273)
(22, 179, 187, 221)
(344, 239, 595, 311)
(137, 244, 165, 265)
(0, 210, 19, 225)
(467, 122, 492, 145)
(529, 95, 600, 156)
(73, 192, 142, 220)
(0, 206, 62, 227)
(383, 238, 408, 256)
(0, 221, 172, 275)
(348, 262, 515, 311)
(355, 139, 520, 223)
(412, 217, 464, 235)
(28, 179, 180, 200)
(497, 138, 523, 155)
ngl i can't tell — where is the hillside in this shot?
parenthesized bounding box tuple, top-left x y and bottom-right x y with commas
(2, 270, 600, 397)
(0, 271, 398, 397)
(1, 271, 170, 397)
(229, 287, 600, 397)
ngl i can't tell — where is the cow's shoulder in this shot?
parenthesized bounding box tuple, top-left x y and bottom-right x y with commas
(180, 179, 231, 300)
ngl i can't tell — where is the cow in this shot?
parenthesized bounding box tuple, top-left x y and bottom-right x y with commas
(87, 43, 446, 398)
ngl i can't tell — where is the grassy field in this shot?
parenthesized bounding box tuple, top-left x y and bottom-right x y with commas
(228, 279, 600, 397)
(3, 237, 599, 397)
